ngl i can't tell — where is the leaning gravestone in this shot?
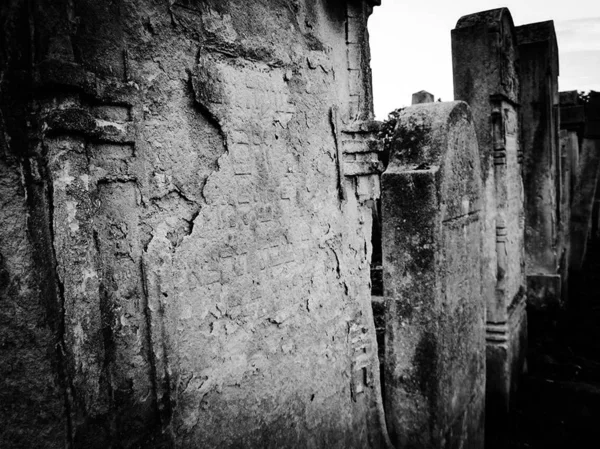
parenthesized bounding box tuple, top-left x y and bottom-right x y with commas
(452, 8, 527, 448)
(382, 101, 485, 449)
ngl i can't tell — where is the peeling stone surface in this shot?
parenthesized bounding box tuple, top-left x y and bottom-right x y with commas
(0, 0, 387, 448)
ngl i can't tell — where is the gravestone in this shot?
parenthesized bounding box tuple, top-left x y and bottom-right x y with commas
(411, 90, 435, 105)
(516, 22, 562, 327)
(0, 1, 390, 448)
(452, 9, 527, 447)
(382, 101, 485, 449)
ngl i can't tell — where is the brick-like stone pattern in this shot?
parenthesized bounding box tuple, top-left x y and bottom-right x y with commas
(0, 1, 390, 448)
(382, 101, 485, 449)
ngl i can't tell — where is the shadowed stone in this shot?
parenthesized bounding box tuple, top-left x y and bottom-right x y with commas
(0, 1, 390, 448)
(411, 90, 435, 105)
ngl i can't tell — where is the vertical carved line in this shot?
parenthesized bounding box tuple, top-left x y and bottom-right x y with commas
(330, 106, 346, 202)
(496, 217, 508, 283)
(492, 106, 507, 166)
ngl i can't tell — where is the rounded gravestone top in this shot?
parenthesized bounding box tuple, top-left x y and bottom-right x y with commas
(387, 100, 474, 169)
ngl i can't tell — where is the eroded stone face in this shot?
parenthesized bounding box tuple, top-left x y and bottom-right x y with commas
(382, 101, 485, 449)
(0, 1, 386, 448)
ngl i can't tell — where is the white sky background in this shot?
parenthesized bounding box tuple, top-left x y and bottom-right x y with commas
(368, 0, 600, 119)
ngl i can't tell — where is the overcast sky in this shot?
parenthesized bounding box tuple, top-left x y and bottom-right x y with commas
(369, 0, 600, 119)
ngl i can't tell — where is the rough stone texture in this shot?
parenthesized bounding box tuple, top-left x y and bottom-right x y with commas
(517, 21, 562, 312)
(0, 1, 391, 448)
(382, 101, 485, 449)
(452, 9, 527, 448)
(0, 149, 69, 449)
(411, 90, 434, 105)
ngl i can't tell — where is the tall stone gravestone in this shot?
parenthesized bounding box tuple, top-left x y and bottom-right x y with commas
(382, 101, 485, 449)
(452, 9, 527, 448)
(516, 22, 562, 328)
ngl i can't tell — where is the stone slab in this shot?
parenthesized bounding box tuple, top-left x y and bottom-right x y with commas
(411, 90, 434, 105)
(383, 101, 485, 449)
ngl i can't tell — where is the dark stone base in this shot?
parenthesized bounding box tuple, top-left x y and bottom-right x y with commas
(527, 274, 563, 347)
(485, 296, 528, 449)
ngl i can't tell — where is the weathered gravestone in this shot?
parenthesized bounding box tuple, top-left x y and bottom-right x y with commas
(564, 91, 600, 275)
(570, 138, 600, 272)
(516, 21, 563, 328)
(412, 90, 435, 105)
(452, 8, 527, 447)
(382, 101, 485, 449)
(0, 1, 390, 448)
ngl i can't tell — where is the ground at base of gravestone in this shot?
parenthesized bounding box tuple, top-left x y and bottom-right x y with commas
(509, 239, 600, 449)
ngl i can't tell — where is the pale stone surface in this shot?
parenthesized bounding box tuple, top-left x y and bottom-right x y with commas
(453, 7, 524, 322)
(382, 101, 485, 449)
(0, 1, 389, 448)
(0, 157, 68, 448)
